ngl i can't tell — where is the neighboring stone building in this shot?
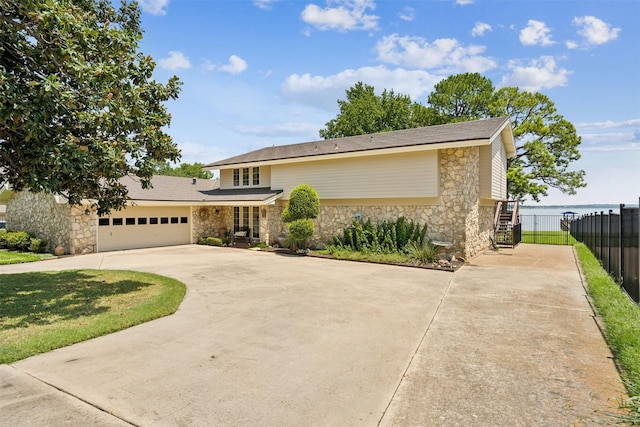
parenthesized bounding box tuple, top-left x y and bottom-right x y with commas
(1, 117, 515, 259)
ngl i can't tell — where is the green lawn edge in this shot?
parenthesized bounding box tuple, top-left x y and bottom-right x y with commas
(0, 269, 186, 364)
(0, 251, 54, 265)
(574, 243, 640, 423)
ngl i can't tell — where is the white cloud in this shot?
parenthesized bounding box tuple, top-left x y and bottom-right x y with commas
(573, 16, 621, 46)
(375, 34, 496, 74)
(281, 65, 441, 110)
(138, 0, 169, 16)
(565, 40, 578, 50)
(579, 133, 640, 152)
(173, 141, 230, 171)
(500, 56, 571, 91)
(219, 55, 248, 75)
(471, 22, 492, 37)
(301, 0, 379, 32)
(253, 0, 278, 10)
(576, 118, 640, 129)
(157, 51, 191, 70)
(398, 7, 415, 22)
(519, 20, 554, 46)
(456, 0, 474, 5)
(206, 55, 248, 75)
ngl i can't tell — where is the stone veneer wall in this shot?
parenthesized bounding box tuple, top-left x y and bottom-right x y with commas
(264, 147, 494, 259)
(6, 191, 97, 254)
(192, 206, 233, 240)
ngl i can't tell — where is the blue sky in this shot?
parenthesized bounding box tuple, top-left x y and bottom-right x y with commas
(136, 0, 639, 206)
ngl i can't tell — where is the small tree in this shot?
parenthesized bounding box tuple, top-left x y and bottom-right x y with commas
(281, 184, 320, 250)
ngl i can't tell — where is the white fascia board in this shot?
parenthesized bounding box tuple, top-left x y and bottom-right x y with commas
(490, 120, 516, 158)
(207, 139, 491, 170)
(126, 197, 282, 207)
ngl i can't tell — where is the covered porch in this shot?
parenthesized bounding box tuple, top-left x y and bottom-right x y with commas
(192, 187, 284, 245)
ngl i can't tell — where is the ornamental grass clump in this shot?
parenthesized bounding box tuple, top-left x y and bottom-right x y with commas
(404, 240, 441, 264)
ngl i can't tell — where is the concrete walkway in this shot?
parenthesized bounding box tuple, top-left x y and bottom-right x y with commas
(0, 244, 628, 426)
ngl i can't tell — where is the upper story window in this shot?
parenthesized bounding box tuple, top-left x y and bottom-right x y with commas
(232, 167, 260, 187)
(242, 168, 249, 186)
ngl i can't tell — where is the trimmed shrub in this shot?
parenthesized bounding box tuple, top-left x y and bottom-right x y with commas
(5, 231, 31, 251)
(287, 219, 315, 249)
(282, 184, 320, 223)
(197, 236, 224, 247)
(0, 230, 7, 249)
(29, 238, 48, 253)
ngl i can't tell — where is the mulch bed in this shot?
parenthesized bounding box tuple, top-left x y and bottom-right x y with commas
(260, 247, 464, 272)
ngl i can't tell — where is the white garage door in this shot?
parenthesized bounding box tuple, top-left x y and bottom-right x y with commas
(98, 206, 191, 252)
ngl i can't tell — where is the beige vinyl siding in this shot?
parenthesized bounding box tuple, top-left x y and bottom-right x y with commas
(271, 151, 438, 199)
(492, 135, 507, 199)
(220, 168, 233, 189)
(220, 166, 270, 189)
(260, 166, 271, 188)
(479, 135, 507, 200)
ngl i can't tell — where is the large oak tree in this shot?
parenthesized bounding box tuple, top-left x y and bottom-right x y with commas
(1, 0, 182, 214)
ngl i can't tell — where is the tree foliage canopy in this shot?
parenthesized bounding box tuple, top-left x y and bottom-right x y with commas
(319, 74, 586, 202)
(0, 0, 181, 214)
(154, 162, 213, 179)
(427, 72, 494, 123)
(319, 82, 435, 139)
(489, 87, 585, 201)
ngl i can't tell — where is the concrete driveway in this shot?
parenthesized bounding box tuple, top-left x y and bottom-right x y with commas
(0, 244, 628, 426)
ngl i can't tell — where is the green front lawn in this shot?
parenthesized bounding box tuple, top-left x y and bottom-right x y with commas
(0, 269, 186, 364)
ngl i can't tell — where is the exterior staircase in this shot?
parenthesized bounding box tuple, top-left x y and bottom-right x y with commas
(493, 201, 521, 248)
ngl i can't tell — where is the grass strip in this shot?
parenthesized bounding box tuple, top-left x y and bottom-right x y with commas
(574, 243, 640, 423)
(0, 269, 186, 364)
(521, 231, 577, 245)
(0, 251, 53, 265)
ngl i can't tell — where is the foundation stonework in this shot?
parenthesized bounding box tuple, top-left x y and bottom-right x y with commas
(6, 192, 96, 254)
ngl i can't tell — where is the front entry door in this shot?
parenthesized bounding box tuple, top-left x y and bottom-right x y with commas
(233, 206, 260, 239)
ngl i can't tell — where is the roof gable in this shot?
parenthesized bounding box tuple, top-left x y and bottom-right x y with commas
(205, 117, 514, 169)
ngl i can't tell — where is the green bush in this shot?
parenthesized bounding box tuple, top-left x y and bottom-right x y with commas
(282, 184, 320, 223)
(333, 216, 427, 254)
(197, 236, 223, 246)
(288, 219, 315, 249)
(0, 230, 7, 249)
(5, 231, 31, 251)
(404, 241, 440, 264)
(29, 238, 48, 253)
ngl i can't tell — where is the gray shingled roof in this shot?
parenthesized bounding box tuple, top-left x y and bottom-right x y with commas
(121, 175, 282, 203)
(205, 116, 511, 168)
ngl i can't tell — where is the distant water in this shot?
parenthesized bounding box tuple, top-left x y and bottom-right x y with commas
(518, 205, 622, 231)
(519, 205, 619, 217)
